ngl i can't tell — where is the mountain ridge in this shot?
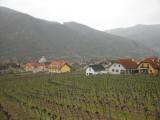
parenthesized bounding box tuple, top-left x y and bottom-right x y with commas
(107, 24, 160, 53)
(0, 7, 157, 60)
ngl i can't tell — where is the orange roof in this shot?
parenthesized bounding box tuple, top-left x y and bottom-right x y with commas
(25, 62, 46, 68)
(143, 57, 158, 62)
(140, 57, 160, 69)
(25, 63, 35, 67)
(116, 59, 138, 69)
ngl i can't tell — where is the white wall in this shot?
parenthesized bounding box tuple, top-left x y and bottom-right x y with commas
(86, 67, 96, 75)
(109, 63, 126, 74)
(86, 67, 108, 76)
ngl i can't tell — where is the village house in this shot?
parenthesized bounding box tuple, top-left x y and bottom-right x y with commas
(138, 57, 160, 75)
(86, 64, 107, 76)
(38, 56, 47, 63)
(25, 63, 47, 73)
(48, 60, 71, 73)
(24, 56, 49, 73)
(109, 59, 138, 74)
(25, 63, 35, 72)
(108, 62, 125, 74)
(32, 63, 48, 73)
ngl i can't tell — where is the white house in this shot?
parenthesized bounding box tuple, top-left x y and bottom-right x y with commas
(32, 63, 48, 73)
(86, 64, 107, 76)
(39, 56, 47, 63)
(108, 63, 126, 74)
(108, 59, 139, 74)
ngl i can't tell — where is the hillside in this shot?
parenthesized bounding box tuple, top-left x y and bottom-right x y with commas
(0, 7, 156, 60)
(107, 24, 160, 53)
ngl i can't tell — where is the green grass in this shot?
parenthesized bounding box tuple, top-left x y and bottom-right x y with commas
(0, 73, 160, 120)
(0, 112, 7, 120)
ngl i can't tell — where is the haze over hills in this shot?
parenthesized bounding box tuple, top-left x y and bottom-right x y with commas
(107, 24, 160, 53)
(0, 7, 157, 61)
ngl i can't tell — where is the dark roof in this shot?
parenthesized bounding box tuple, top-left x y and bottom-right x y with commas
(89, 64, 105, 72)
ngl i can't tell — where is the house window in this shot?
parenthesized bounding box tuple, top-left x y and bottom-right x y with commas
(141, 64, 144, 67)
(119, 65, 120, 67)
(89, 68, 92, 71)
(114, 64, 116, 67)
(116, 69, 119, 72)
(112, 69, 115, 72)
(150, 70, 152, 73)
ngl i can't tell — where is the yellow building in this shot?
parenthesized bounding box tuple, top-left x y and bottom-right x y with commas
(138, 57, 160, 75)
(61, 64, 71, 73)
(49, 60, 71, 73)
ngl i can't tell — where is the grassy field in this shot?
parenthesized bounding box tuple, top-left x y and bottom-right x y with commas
(0, 73, 160, 120)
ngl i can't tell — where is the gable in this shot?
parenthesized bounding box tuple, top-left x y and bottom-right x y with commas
(61, 65, 71, 70)
(86, 67, 95, 73)
(139, 57, 160, 70)
(109, 63, 125, 70)
(138, 62, 158, 70)
(138, 59, 160, 70)
(61, 64, 71, 72)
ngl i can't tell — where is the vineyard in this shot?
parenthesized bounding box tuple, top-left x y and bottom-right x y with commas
(0, 73, 160, 120)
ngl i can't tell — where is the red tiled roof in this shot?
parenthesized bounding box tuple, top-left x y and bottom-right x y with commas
(140, 57, 160, 69)
(25, 63, 35, 67)
(116, 59, 138, 69)
(143, 57, 158, 62)
(25, 63, 46, 68)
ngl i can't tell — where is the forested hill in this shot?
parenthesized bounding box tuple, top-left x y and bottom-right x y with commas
(0, 7, 156, 60)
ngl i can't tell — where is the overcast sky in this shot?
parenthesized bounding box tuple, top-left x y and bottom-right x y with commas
(0, 0, 160, 30)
